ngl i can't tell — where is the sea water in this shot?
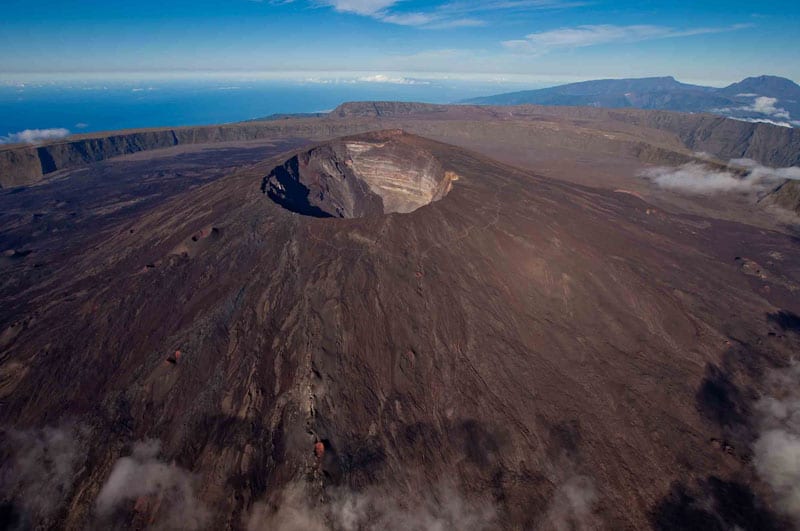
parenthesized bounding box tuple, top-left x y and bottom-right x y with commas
(0, 79, 530, 139)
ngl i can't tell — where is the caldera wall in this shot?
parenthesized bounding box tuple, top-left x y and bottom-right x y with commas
(263, 131, 456, 218)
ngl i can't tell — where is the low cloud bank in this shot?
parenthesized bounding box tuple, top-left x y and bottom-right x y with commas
(0, 423, 89, 523)
(639, 158, 800, 194)
(746, 96, 791, 120)
(731, 117, 796, 128)
(0, 128, 70, 144)
(714, 95, 799, 128)
(95, 440, 208, 530)
(303, 74, 431, 85)
(753, 362, 800, 525)
(246, 482, 497, 531)
(357, 74, 430, 85)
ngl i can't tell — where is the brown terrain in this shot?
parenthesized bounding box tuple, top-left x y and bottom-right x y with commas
(1, 103, 800, 530)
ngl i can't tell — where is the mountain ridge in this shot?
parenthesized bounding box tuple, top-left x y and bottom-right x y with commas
(2, 102, 799, 189)
(462, 75, 800, 127)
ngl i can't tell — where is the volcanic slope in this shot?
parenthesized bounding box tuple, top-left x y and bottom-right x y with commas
(1, 131, 800, 530)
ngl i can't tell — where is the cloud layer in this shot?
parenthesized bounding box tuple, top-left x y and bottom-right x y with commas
(715, 95, 799, 127)
(639, 159, 800, 194)
(0, 128, 70, 144)
(357, 74, 429, 84)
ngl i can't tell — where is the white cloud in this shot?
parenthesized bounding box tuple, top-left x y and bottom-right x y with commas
(730, 117, 796, 128)
(319, 0, 399, 16)
(380, 11, 483, 28)
(96, 440, 209, 530)
(503, 23, 751, 54)
(438, 0, 587, 13)
(730, 158, 800, 180)
(753, 362, 800, 525)
(539, 475, 599, 530)
(357, 74, 430, 84)
(639, 159, 800, 194)
(746, 96, 791, 119)
(0, 423, 90, 523)
(310, 0, 577, 28)
(713, 96, 796, 125)
(0, 128, 70, 144)
(299, 73, 432, 84)
(378, 11, 437, 25)
(246, 481, 497, 531)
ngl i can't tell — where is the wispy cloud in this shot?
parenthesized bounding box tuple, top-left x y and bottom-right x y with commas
(96, 440, 209, 529)
(246, 481, 497, 530)
(748, 96, 790, 118)
(318, 0, 399, 16)
(300, 73, 431, 84)
(0, 128, 71, 144)
(639, 158, 800, 194)
(731, 117, 797, 128)
(539, 475, 599, 530)
(438, 0, 587, 15)
(318, 0, 482, 28)
(379, 11, 484, 28)
(503, 23, 752, 54)
(357, 73, 430, 84)
(282, 0, 580, 28)
(753, 362, 800, 525)
(0, 423, 90, 524)
(712, 95, 798, 127)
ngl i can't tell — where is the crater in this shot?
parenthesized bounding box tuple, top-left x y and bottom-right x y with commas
(262, 130, 457, 218)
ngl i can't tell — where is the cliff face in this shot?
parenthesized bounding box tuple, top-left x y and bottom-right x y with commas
(0, 120, 384, 188)
(2, 102, 798, 189)
(765, 180, 800, 213)
(0, 147, 44, 187)
(333, 102, 800, 168)
(629, 112, 800, 167)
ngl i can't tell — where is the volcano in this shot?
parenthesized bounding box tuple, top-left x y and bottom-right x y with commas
(1, 127, 799, 530)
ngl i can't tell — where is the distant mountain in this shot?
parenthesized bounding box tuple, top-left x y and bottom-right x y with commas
(720, 75, 800, 100)
(463, 75, 800, 127)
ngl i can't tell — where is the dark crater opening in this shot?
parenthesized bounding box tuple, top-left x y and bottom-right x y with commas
(262, 130, 457, 218)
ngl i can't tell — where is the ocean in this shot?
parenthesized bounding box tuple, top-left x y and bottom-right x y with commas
(0, 79, 532, 139)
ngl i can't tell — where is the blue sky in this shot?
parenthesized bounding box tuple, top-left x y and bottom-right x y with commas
(1, 0, 798, 85)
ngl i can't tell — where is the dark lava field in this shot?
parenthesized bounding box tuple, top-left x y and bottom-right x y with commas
(1, 104, 800, 530)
